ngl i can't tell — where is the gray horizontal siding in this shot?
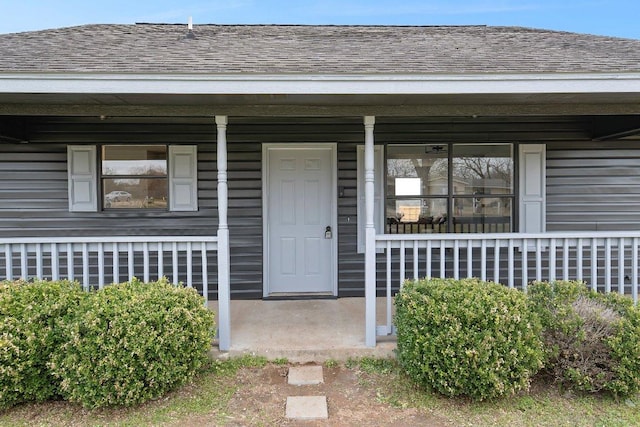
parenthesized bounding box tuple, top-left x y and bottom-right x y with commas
(0, 115, 632, 298)
(546, 141, 640, 231)
(0, 119, 223, 298)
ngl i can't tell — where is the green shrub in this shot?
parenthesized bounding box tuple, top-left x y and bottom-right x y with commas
(395, 278, 544, 401)
(50, 277, 216, 408)
(528, 280, 640, 396)
(0, 279, 85, 409)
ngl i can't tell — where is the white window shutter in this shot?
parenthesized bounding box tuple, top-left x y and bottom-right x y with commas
(518, 144, 546, 233)
(67, 145, 97, 212)
(169, 145, 198, 212)
(357, 145, 384, 253)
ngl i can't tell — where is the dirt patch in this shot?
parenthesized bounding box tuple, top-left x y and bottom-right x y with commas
(180, 363, 450, 426)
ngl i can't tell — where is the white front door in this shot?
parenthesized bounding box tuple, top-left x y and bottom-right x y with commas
(264, 145, 336, 295)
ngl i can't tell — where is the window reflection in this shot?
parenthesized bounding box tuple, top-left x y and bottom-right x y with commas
(452, 144, 513, 195)
(386, 144, 514, 234)
(102, 145, 167, 176)
(101, 145, 168, 210)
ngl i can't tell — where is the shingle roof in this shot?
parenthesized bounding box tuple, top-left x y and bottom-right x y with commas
(1, 24, 639, 74)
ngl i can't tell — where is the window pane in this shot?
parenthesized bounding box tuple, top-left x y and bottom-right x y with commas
(452, 196, 512, 233)
(102, 145, 167, 176)
(103, 178, 168, 209)
(452, 144, 513, 195)
(387, 145, 448, 197)
(385, 198, 448, 233)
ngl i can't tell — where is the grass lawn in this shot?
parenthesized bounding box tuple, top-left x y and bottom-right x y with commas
(1, 355, 638, 426)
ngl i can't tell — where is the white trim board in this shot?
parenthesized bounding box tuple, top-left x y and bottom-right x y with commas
(2, 72, 640, 95)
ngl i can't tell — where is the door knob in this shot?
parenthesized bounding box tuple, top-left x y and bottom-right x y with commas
(325, 226, 332, 239)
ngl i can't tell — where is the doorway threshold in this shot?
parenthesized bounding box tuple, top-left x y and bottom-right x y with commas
(264, 292, 336, 301)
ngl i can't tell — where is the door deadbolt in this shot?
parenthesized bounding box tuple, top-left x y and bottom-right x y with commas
(325, 226, 332, 239)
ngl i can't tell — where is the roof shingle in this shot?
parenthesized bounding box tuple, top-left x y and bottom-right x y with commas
(1, 24, 639, 74)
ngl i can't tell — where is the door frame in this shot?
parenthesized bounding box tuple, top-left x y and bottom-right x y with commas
(262, 143, 338, 297)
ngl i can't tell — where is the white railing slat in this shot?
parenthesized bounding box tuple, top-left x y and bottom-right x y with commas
(605, 238, 612, 293)
(82, 243, 89, 291)
(535, 239, 542, 282)
(67, 242, 74, 281)
(453, 240, 460, 280)
(619, 237, 625, 295)
(413, 240, 419, 280)
(562, 238, 569, 280)
(577, 238, 583, 282)
(521, 238, 528, 291)
(143, 242, 150, 283)
(113, 243, 120, 284)
(20, 243, 27, 279)
(201, 243, 208, 304)
(157, 243, 164, 279)
(35, 243, 43, 279)
(97, 243, 105, 289)
(399, 240, 405, 285)
(480, 240, 487, 282)
(493, 239, 500, 283)
(187, 242, 193, 288)
(172, 242, 179, 285)
(507, 239, 514, 288)
(426, 240, 432, 278)
(439, 240, 445, 278)
(466, 239, 473, 278)
(386, 241, 392, 334)
(127, 242, 134, 281)
(51, 244, 59, 281)
(633, 237, 638, 304)
(549, 238, 556, 282)
(5, 244, 12, 280)
(591, 238, 598, 291)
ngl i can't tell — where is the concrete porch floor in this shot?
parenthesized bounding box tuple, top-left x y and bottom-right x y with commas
(208, 297, 397, 363)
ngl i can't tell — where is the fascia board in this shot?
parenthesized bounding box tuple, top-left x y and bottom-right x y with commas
(1, 72, 640, 95)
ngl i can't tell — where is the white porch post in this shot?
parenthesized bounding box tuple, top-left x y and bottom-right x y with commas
(216, 115, 231, 351)
(364, 116, 377, 347)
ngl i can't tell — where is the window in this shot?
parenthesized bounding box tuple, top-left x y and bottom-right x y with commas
(67, 145, 198, 212)
(386, 144, 514, 233)
(102, 145, 168, 209)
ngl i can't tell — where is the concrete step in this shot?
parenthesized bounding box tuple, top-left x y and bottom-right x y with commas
(285, 396, 328, 420)
(285, 365, 329, 420)
(288, 365, 324, 385)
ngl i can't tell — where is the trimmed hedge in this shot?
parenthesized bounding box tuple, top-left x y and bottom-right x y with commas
(395, 278, 544, 401)
(528, 280, 640, 396)
(50, 278, 216, 408)
(0, 279, 85, 409)
(0, 277, 215, 410)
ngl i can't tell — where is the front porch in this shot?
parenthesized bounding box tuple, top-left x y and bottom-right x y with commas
(2, 230, 639, 352)
(208, 298, 396, 362)
(1, 112, 640, 352)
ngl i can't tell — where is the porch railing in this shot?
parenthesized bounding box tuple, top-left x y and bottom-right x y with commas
(375, 232, 640, 336)
(0, 236, 218, 302)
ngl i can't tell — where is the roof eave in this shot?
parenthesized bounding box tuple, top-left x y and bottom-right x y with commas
(1, 72, 640, 95)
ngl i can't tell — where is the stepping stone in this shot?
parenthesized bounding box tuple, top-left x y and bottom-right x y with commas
(285, 396, 328, 420)
(288, 365, 324, 385)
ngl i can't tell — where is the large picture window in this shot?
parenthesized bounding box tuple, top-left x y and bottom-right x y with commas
(101, 145, 168, 209)
(386, 144, 514, 233)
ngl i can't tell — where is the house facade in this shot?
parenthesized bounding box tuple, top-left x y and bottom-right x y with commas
(1, 24, 640, 349)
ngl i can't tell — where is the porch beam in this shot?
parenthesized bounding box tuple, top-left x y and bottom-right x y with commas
(216, 115, 231, 351)
(364, 115, 377, 347)
(4, 103, 640, 117)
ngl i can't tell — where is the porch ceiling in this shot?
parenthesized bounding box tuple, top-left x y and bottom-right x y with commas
(1, 114, 640, 144)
